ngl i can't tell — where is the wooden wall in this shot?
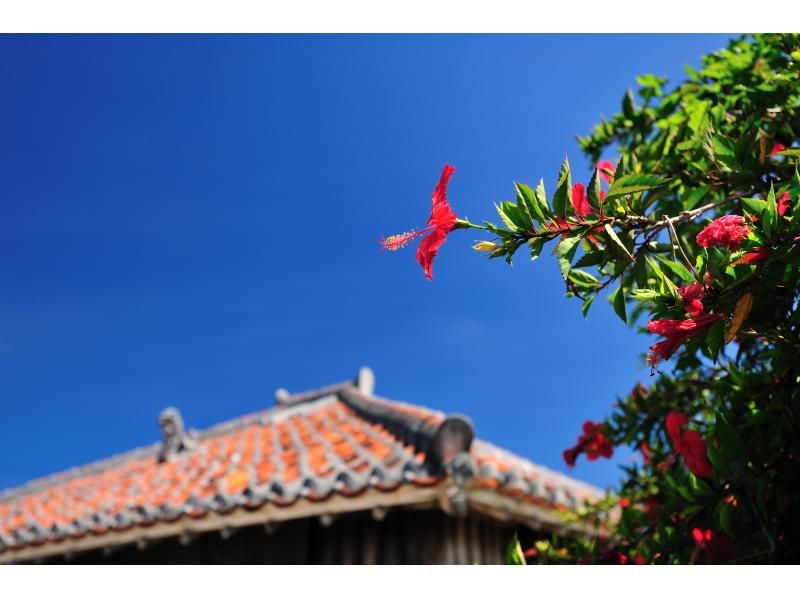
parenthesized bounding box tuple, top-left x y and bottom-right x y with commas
(44, 508, 518, 564)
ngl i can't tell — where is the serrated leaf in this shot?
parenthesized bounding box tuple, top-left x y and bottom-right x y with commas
(552, 156, 572, 219)
(587, 168, 602, 210)
(494, 202, 519, 232)
(604, 174, 667, 203)
(528, 237, 545, 262)
(556, 235, 581, 279)
(515, 182, 546, 224)
(574, 250, 603, 268)
(506, 534, 526, 565)
(534, 179, 551, 219)
(604, 224, 634, 262)
(568, 269, 602, 288)
(726, 291, 753, 342)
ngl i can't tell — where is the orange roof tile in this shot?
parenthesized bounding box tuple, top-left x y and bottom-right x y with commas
(0, 374, 599, 555)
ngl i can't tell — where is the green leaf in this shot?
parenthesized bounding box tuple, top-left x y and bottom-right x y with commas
(587, 168, 602, 210)
(772, 148, 800, 157)
(528, 237, 545, 261)
(610, 282, 627, 324)
(574, 250, 604, 268)
(706, 319, 725, 363)
(684, 186, 711, 210)
(646, 256, 678, 298)
(604, 224, 635, 262)
(706, 440, 726, 473)
(689, 473, 713, 497)
(622, 88, 636, 119)
(534, 179, 551, 220)
(552, 156, 572, 219)
(568, 269, 602, 288)
(633, 255, 648, 288)
(719, 501, 734, 536)
(741, 197, 768, 217)
(556, 235, 581, 279)
(763, 184, 777, 238)
(716, 413, 745, 461)
(506, 534, 526, 565)
(687, 99, 710, 134)
(630, 288, 659, 301)
(515, 182, 547, 224)
(494, 202, 519, 232)
(655, 255, 694, 284)
(604, 174, 668, 203)
(581, 295, 596, 318)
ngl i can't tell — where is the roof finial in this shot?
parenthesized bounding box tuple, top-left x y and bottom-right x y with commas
(274, 388, 291, 405)
(157, 407, 194, 463)
(357, 366, 375, 395)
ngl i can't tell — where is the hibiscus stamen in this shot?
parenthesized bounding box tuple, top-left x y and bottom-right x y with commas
(378, 227, 433, 252)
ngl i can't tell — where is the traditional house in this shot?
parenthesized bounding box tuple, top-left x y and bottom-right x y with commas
(0, 368, 600, 564)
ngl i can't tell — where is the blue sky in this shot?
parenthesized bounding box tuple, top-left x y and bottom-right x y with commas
(0, 34, 735, 491)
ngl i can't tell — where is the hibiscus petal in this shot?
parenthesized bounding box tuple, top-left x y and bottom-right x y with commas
(416, 229, 448, 281)
(432, 164, 456, 207)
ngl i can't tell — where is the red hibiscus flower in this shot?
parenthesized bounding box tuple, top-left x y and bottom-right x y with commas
(777, 191, 791, 217)
(695, 215, 750, 251)
(770, 143, 786, 155)
(571, 182, 592, 217)
(692, 528, 735, 562)
(666, 412, 713, 479)
(596, 160, 616, 184)
(378, 164, 458, 280)
(645, 496, 658, 521)
(640, 442, 652, 465)
(678, 282, 705, 316)
(544, 216, 574, 236)
(646, 313, 723, 368)
(692, 527, 713, 548)
(563, 420, 614, 467)
(733, 248, 770, 266)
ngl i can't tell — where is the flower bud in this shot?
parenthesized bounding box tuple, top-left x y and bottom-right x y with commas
(473, 241, 500, 252)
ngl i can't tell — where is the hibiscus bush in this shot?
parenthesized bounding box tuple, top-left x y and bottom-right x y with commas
(381, 33, 800, 564)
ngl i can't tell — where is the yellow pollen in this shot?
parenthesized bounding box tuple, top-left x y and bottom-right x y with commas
(378, 228, 430, 252)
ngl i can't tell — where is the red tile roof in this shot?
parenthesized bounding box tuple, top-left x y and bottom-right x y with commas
(0, 372, 599, 557)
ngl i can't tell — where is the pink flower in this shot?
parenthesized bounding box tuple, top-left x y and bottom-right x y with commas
(646, 313, 723, 367)
(563, 421, 614, 467)
(678, 282, 705, 316)
(777, 191, 791, 218)
(596, 160, 616, 184)
(770, 143, 786, 155)
(571, 182, 592, 217)
(666, 412, 713, 479)
(379, 165, 458, 280)
(692, 528, 735, 562)
(733, 248, 770, 266)
(695, 215, 750, 251)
